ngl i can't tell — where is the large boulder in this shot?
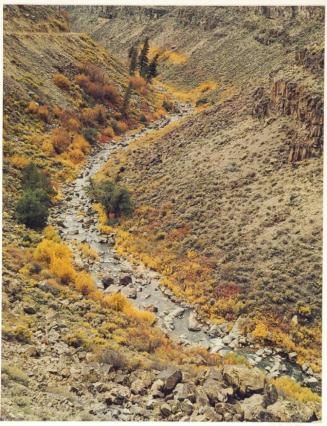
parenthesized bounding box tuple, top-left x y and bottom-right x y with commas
(223, 365, 265, 396)
(241, 394, 268, 421)
(188, 312, 202, 331)
(266, 400, 318, 422)
(162, 369, 183, 394)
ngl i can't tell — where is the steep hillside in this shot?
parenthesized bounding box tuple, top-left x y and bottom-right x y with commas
(78, 6, 324, 368)
(2, 4, 324, 421)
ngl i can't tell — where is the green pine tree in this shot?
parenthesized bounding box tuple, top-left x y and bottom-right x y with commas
(129, 46, 138, 76)
(138, 37, 150, 78)
(147, 54, 159, 82)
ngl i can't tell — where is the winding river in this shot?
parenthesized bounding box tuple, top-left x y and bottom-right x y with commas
(49, 104, 320, 393)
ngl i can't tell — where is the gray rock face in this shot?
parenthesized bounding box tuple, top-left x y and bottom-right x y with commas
(188, 311, 202, 331)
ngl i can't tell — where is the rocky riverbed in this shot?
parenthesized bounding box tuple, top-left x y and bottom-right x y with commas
(49, 105, 320, 394)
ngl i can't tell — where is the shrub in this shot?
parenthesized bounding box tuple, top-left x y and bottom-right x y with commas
(50, 257, 76, 284)
(37, 105, 49, 122)
(9, 155, 30, 169)
(15, 189, 49, 229)
(90, 179, 133, 217)
(83, 127, 98, 145)
(75, 73, 90, 88)
(26, 101, 39, 114)
(162, 100, 174, 112)
(50, 127, 71, 154)
(66, 117, 81, 131)
(34, 239, 72, 264)
(53, 73, 71, 91)
(102, 293, 129, 312)
(96, 348, 128, 370)
(272, 376, 321, 403)
(75, 272, 96, 295)
(103, 127, 115, 138)
(117, 120, 128, 134)
(1, 364, 29, 385)
(22, 163, 54, 196)
(103, 83, 120, 104)
(130, 76, 147, 89)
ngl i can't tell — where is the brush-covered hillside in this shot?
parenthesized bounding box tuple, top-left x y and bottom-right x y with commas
(1, 4, 324, 422)
(70, 6, 324, 367)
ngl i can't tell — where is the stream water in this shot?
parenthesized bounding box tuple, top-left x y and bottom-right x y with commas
(49, 105, 320, 393)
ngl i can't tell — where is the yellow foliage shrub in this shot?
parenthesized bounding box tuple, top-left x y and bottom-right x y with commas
(78, 243, 98, 259)
(9, 155, 29, 169)
(75, 272, 96, 296)
(53, 73, 71, 91)
(102, 293, 129, 312)
(71, 134, 90, 154)
(252, 322, 269, 340)
(43, 225, 61, 242)
(50, 256, 76, 284)
(33, 239, 72, 264)
(272, 376, 321, 403)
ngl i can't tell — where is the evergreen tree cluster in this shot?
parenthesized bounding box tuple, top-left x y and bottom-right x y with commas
(128, 37, 159, 82)
(15, 163, 55, 229)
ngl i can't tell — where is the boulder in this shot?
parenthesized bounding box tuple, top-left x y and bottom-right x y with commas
(102, 276, 114, 289)
(209, 337, 225, 353)
(119, 274, 132, 286)
(188, 312, 202, 331)
(181, 399, 194, 415)
(160, 403, 172, 417)
(223, 365, 265, 396)
(266, 400, 317, 422)
(241, 394, 267, 421)
(162, 369, 182, 394)
(174, 383, 196, 402)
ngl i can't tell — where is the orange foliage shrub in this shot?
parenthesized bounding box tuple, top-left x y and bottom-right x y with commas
(26, 101, 49, 122)
(130, 76, 146, 90)
(34, 239, 72, 264)
(75, 73, 90, 88)
(53, 73, 71, 91)
(75, 64, 120, 104)
(66, 118, 81, 131)
(103, 127, 115, 138)
(117, 121, 128, 134)
(102, 293, 129, 312)
(50, 127, 71, 154)
(68, 148, 85, 164)
(81, 105, 107, 126)
(26, 101, 39, 114)
(102, 83, 120, 104)
(37, 105, 49, 122)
